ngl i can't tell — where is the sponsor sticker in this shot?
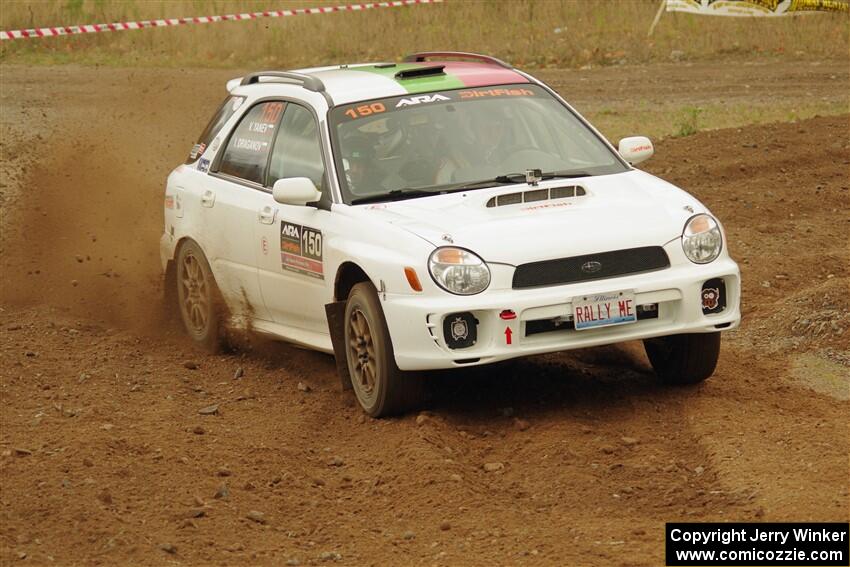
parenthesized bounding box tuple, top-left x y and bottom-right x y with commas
(395, 93, 450, 107)
(197, 158, 210, 172)
(280, 221, 324, 279)
(459, 88, 535, 99)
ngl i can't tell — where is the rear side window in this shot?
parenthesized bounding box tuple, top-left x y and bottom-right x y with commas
(186, 96, 245, 163)
(217, 101, 285, 185)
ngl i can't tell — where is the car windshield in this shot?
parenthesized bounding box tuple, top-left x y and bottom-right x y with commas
(328, 84, 628, 204)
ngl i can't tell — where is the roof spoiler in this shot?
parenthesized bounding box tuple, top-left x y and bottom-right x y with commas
(403, 51, 512, 69)
(226, 71, 326, 94)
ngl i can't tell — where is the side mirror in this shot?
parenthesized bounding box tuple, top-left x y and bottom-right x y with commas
(618, 136, 654, 166)
(272, 177, 321, 206)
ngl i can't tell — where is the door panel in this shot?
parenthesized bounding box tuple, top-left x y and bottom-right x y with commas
(256, 102, 334, 333)
(197, 100, 289, 323)
(199, 175, 271, 322)
(256, 202, 332, 332)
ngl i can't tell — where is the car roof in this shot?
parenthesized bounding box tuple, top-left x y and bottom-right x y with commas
(233, 55, 532, 106)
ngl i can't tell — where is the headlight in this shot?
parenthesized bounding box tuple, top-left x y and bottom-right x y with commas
(682, 214, 722, 264)
(428, 247, 491, 295)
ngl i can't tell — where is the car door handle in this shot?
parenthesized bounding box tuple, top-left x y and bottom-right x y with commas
(258, 205, 276, 225)
(201, 190, 216, 208)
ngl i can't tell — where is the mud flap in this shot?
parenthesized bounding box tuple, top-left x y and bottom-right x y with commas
(325, 301, 352, 391)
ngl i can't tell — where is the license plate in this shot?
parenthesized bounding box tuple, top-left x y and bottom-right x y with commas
(573, 290, 637, 331)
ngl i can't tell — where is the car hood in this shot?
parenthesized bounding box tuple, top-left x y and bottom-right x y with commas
(350, 170, 706, 265)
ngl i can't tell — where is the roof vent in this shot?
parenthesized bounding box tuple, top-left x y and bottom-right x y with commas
(395, 65, 446, 79)
(486, 185, 586, 208)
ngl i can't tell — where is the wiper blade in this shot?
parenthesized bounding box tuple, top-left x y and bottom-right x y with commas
(495, 170, 595, 182)
(445, 177, 522, 192)
(545, 170, 595, 179)
(350, 188, 435, 205)
(448, 170, 596, 192)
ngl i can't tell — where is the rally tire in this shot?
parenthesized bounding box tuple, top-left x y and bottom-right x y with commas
(344, 282, 423, 417)
(644, 332, 721, 385)
(175, 240, 226, 353)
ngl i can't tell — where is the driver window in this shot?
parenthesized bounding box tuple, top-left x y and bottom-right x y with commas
(268, 103, 325, 191)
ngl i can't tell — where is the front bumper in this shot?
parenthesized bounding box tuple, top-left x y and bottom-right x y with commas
(382, 256, 741, 371)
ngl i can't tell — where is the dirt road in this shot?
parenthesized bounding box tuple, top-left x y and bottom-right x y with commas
(0, 63, 848, 566)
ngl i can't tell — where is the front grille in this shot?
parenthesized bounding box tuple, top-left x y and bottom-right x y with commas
(512, 246, 670, 289)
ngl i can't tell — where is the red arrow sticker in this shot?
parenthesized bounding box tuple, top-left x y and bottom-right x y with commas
(504, 326, 513, 345)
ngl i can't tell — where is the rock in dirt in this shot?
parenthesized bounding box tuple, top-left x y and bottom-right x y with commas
(214, 483, 229, 499)
(198, 404, 219, 415)
(217, 467, 232, 477)
(183, 361, 199, 370)
(483, 462, 504, 472)
(327, 456, 344, 467)
(403, 530, 416, 540)
(319, 551, 341, 561)
(621, 436, 640, 446)
(246, 510, 267, 524)
(13, 448, 32, 457)
(159, 543, 177, 554)
(233, 366, 244, 379)
(192, 425, 205, 435)
(297, 381, 312, 392)
(440, 521, 451, 531)
(513, 418, 530, 431)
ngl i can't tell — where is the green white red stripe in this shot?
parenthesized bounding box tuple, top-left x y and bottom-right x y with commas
(304, 61, 530, 105)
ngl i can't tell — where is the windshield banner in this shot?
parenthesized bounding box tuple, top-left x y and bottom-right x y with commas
(666, 0, 847, 16)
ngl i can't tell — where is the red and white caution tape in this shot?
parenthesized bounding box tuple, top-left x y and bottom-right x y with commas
(0, 0, 442, 41)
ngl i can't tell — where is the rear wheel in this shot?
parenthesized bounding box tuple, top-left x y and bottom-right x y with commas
(176, 240, 225, 353)
(644, 332, 721, 385)
(344, 282, 423, 417)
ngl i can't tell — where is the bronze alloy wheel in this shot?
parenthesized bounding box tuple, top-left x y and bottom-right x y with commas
(180, 251, 210, 335)
(175, 240, 223, 352)
(348, 307, 377, 397)
(343, 282, 424, 417)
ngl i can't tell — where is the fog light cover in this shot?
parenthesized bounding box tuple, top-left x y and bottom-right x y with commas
(443, 312, 478, 349)
(701, 278, 726, 315)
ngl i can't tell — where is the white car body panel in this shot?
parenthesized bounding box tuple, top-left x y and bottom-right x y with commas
(161, 60, 741, 370)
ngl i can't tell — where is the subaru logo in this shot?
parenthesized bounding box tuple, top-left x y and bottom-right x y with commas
(581, 261, 602, 274)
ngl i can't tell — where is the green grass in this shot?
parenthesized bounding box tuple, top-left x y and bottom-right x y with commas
(586, 100, 848, 143)
(0, 0, 848, 69)
(674, 106, 704, 137)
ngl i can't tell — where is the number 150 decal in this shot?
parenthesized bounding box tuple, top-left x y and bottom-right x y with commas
(280, 221, 324, 279)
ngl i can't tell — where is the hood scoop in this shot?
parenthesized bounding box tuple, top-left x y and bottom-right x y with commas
(485, 185, 586, 208)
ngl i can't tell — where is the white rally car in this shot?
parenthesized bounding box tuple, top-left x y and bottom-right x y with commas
(161, 52, 741, 416)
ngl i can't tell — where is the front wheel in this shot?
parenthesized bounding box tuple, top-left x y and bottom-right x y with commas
(344, 282, 423, 417)
(644, 332, 721, 385)
(175, 240, 225, 353)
